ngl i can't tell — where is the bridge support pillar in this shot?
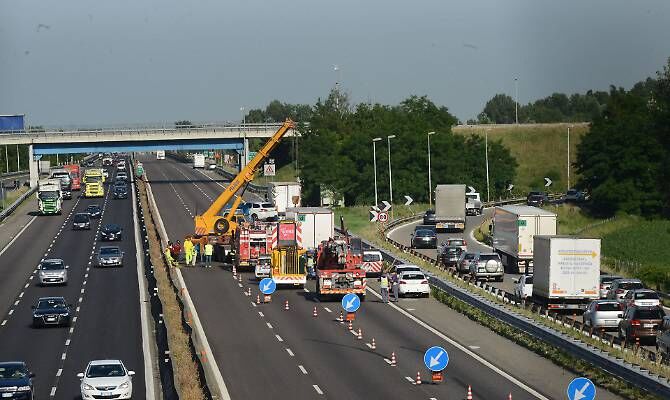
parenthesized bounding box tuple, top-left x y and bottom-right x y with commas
(28, 145, 39, 188)
(241, 137, 249, 171)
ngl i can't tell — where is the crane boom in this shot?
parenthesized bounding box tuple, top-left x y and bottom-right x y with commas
(194, 119, 295, 236)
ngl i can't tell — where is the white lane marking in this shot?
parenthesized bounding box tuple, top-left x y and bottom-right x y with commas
(1, 320, 6, 326)
(384, 358, 392, 365)
(366, 343, 373, 349)
(406, 308, 415, 311)
(275, 334, 283, 342)
(323, 307, 332, 313)
(313, 385, 323, 395)
(266, 322, 273, 329)
(0, 214, 38, 258)
(69, 327, 74, 334)
(258, 311, 264, 317)
(50, 386, 57, 397)
(24, 283, 29, 289)
(13, 300, 19, 306)
(61, 352, 66, 360)
(303, 288, 309, 292)
(365, 287, 549, 400)
(405, 376, 414, 383)
(286, 348, 294, 357)
(56, 369, 62, 377)
(72, 316, 77, 323)
(18, 292, 24, 298)
(469, 346, 481, 350)
(80, 288, 85, 294)
(298, 365, 307, 374)
(251, 302, 257, 308)
(65, 339, 70, 346)
(78, 297, 83, 303)
(8, 309, 13, 315)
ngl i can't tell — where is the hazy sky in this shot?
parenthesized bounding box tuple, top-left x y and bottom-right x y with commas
(1, 0, 669, 127)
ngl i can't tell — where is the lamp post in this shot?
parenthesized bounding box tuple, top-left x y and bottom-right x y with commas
(427, 131, 435, 207)
(372, 137, 382, 205)
(514, 77, 519, 124)
(567, 126, 572, 190)
(485, 129, 491, 203)
(387, 135, 396, 218)
(240, 107, 246, 169)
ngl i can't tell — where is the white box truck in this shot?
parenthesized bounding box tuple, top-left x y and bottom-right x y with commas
(156, 150, 166, 160)
(285, 207, 334, 250)
(531, 236, 600, 310)
(434, 184, 466, 232)
(193, 153, 205, 168)
(269, 182, 301, 214)
(492, 205, 557, 274)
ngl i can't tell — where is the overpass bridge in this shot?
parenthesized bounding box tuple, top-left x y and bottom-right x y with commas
(0, 123, 297, 186)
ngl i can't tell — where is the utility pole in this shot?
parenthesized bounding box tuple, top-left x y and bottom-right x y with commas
(16, 145, 20, 171)
(427, 131, 435, 207)
(387, 135, 396, 219)
(514, 77, 519, 124)
(372, 137, 382, 206)
(485, 130, 491, 203)
(567, 126, 571, 190)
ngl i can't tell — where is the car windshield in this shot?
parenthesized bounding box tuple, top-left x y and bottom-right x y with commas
(86, 206, 101, 212)
(596, 302, 621, 311)
(448, 239, 465, 246)
(425, 210, 434, 215)
(38, 191, 59, 200)
(100, 247, 121, 256)
(37, 298, 66, 309)
(41, 260, 64, 270)
(87, 364, 126, 378)
(524, 276, 534, 284)
(619, 282, 644, 290)
(104, 225, 120, 232)
(85, 176, 101, 183)
(74, 214, 89, 222)
(115, 186, 126, 191)
(635, 292, 659, 300)
(567, 189, 578, 195)
(363, 253, 381, 262)
(529, 195, 543, 201)
(402, 273, 425, 280)
(0, 365, 27, 379)
(261, 203, 274, 208)
(635, 308, 664, 319)
(397, 266, 420, 273)
(445, 247, 461, 254)
(416, 230, 434, 237)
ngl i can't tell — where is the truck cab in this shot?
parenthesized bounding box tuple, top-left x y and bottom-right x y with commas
(37, 179, 63, 215)
(84, 169, 105, 198)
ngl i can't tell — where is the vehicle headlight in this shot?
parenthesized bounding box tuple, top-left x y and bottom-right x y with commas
(119, 381, 130, 389)
(82, 383, 94, 391)
(33, 313, 39, 318)
(17, 385, 31, 391)
(60, 312, 70, 316)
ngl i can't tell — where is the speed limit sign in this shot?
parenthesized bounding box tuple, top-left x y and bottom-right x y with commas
(378, 211, 389, 222)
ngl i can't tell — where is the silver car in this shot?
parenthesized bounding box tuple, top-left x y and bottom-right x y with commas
(38, 258, 69, 286)
(97, 246, 124, 267)
(469, 253, 504, 282)
(606, 278, 644, 300)
(583, 300, 624, 330)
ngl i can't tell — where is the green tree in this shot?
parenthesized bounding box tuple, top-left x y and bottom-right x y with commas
(481, 94, 517, 124)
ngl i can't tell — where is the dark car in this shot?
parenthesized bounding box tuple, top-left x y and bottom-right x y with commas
(31, 296, 72, 328)
(100, 224, 123, 241)
(85, 204, 102, 219)
(410, 229, 437, 249)
(439, 246, 463, 268)
(563, 188, 587, 203)
(72, 213, 91, 230)
(619, 305, 665, 343)
(113, 185, 128, 199)
(423, 209, 436, 225)
(0, 361, 35, 399)
(526, 194, 545, 207)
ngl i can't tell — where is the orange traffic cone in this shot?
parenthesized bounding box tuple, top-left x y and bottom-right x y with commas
(313, 306, 318, 317)
(247, 287, 252, 296)
(415, 371, 422, 385)
(284, 300, 290, 310)
(390, 352, 397, 367)
(466, 385, 473, 400)
(232, 266, 236, 277)
(256, 295, 261, 304)
(371, 338, 376, 350)
(238, 274, 242, 283)
(338, 311, 344, 322)
(508, 394, 512, 400)
(357, 328, 363, 340)
(348, 320, 353, 331)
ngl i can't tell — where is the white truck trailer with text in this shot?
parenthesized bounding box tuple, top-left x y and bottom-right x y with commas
(531, 236, 600, 311)
(434, 184, 466, 232)
(285, 207, 334, 250)
(492, 205, 557, 274)
(269, 182, 301, 214)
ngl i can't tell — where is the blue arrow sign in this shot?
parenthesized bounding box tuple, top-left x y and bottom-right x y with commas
(423, 346, 449, 372)
(567, 377, 596, 400)
(259, 278, 276, 295)
(341, 293, 361, 313)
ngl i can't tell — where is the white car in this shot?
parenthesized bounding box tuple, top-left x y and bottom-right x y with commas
(78, 359, 135, 400)
(254, 255, 272, 279)
(397, 271, 430, 298)
(514, 275, 533, 300)
(247, 202, 278, 221)
(394, 264, 421, 276)
(621, 289, 661, 308)
(116, 162, 126, 170)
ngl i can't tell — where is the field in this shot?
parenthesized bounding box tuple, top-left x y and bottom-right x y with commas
(453, 123, 589, 194)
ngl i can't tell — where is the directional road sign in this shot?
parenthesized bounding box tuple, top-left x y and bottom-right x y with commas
(259, 278, 276, 295)
(567, 377, 596, 400)
(369, 210, 379, 222)
(378, 212, 389, 222)
(341, 293, 361, 313)
(468, 186, 477, 194)
(381, 200, 392, 212)
(264, 163, 276, 176)
(404, 195, 413, 206)
(423, 346, 449, 372)
(544, 177, 553, 187)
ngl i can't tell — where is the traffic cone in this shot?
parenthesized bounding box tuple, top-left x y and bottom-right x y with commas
(466, 385, 473, 400)
(232, 266, 236, 277)
(371, 338, 376, 350)
(313, 306, 318, 317)
(357, 328, 363, 340)
(390, 352, 396, 367)
(338, 311, 344, 322)
(247, 287, 252, 296)
(415, 371, 422, 385)
(256, 294, 261, 304)
(508, 393, 512, 400)
(238, 274, 242, 283)
(348, 320, 353, 331)
(284, 300, 290, 310)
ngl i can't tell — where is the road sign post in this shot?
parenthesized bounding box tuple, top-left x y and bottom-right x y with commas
(567, 377, 595, 400)
(341, 293, 361, 314)
(259, 278, 276, 303)
(424, 346, 449, 372)
(378, 212, 389, 223)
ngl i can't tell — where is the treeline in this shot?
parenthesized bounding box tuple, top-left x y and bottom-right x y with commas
(246, 92, 517, 206)
(575, 60, 670, 218)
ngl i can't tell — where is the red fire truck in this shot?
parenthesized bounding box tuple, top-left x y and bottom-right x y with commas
(235, 222, 273, 270)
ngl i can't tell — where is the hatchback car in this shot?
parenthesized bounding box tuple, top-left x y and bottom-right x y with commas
(583, 300, 624, 330)
(439, 246, 463, 268)
(394, 264, 421, 276)
(37, 258, 69, 286)
(78, 359, 135, 400)
(101, 224, 123, 241)
(607, 279, 645, 301)
(247, 202, 278, 221)
(254, 255, 272, 279)
(411, 229, 437, 249)
(398, 271, 430, 297)
(32, 296, 72, 328)
(0, 361, 34, 399)
(622, 289, 661, 308)
(116, 162, 126, 170)
(526, 194, 545, 207)
(619, 306, 665, 343)
(72, 213, 91, 230)
(469, 253, 504, 282)
(599, 275, 623, 298)
(423, 209, 436, 225)
(456, 252, 477, 273)
(443, 237, 467, 252)
(514, 275, 534, 300)
(116, 171, 128, 182)
(97, 246, 124, 267)
(113, 185, 128, 199)
(85, 204, 102, 219)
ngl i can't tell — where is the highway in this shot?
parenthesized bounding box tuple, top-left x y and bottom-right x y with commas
(0, 160, 148, 399)
(141, 155, 623, 400)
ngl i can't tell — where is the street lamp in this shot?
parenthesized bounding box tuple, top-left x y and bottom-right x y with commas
(567, 125, 572, 190)
(372, 137, 382, 205)
(387, 135, 396, 217)
(427, 131, 436, 207)
(485, 129, 491, 203)
(240, 107, 246, 169)
(514, 77, 519, 124)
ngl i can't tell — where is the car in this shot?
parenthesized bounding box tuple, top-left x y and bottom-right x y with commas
(208, 163, 217, 170)
(622, 289, 661, 308)
(97, 246, 124, 267)
(100, 224, 123, 241)
(393, 264, 421, 276)
(599, 274, 623, 298)
(78, 359, 135, 400)
(113, 185, 128, 199)
(254, 255, 272, 279)
(607, 278, 645, 301)
(527, 191, 549, 203)
(439, 246, 463, 268)
(361, 250, 384, 277)
(85, 204, 102, 219)
(116, 162, 126, 170)
(456, 252, 477, 274)
(102, 169, 109, 179)
(656, 317, 670, 362)
(423, 209, 436, 225)
(582, 299, 624, 330)
(116, 171, 128, 181)
(619, 305, 665, 343)
(37, 258, 69, 286)
(442, 237, 467, 252)
(397, 271, 430, 298)
(563, 188, 587, 203)
(514, 275, 534, 300)
(469, 252, 504, 282)
(410, 228, 437, 249)
(31, 296, 72, 327)
(247, 202, 278, 221)
(73, 213, 91, 230)
(0, 361, 35, 399)
(526, 194, 545, 207)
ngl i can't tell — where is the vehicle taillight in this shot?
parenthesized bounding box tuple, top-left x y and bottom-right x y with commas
(630, 320, 641, 326)
(594, 305, 599, 311)
(421, 280, 428, 284)
(616, 289, 624, 294)
(399, 280, 407, 285)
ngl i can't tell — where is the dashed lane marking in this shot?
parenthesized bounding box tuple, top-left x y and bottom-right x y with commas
(50, 387, 57, 397)
(323, 307, 332, 313)
(405, 376, 414, 383)
(275, 334, 283, 342)
(266, 322, 273, 329)
(258, 311, 264, 317)
(298, 365, 308, 374)
(286, 348, 294, 357)
(313, 385, 323, 395)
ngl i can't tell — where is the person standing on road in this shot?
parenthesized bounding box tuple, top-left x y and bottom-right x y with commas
(184, 237, 194, 266)
(190, 244, 197, 267)
(199, 236, 208, 263)
(164, 246, 175, 268)
(204, 243, 214, 268)
(391, 271, 399, 302)
(380, 273, 389, 303)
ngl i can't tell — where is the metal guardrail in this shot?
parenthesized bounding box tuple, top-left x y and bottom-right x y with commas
(0, 170, 28, 180)
(0, 187, 36, 222)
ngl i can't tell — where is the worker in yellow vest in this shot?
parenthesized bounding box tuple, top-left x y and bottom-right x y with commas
(204, 243, 214, 268)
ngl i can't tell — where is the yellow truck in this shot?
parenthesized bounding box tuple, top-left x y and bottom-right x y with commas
(84, 168, 105, 198)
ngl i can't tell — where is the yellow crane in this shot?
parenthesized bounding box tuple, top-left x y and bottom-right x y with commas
(194, 119, 295, 237)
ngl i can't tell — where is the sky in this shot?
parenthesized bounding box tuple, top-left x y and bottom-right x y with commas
(1, 0, 670, 127)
